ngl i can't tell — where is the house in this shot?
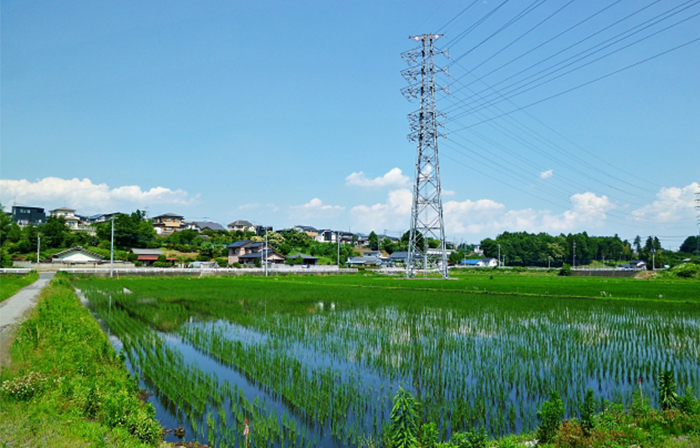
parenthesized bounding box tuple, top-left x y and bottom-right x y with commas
(49, 207, 82, 230)
(227, 240, 255, 264)
(131, 248, 177, 266)
(11, 206, 46, 226)
(286, 253, 319, 266)
(255, 225, 273, 236)
(188, 261, 220, 269)
(621, 260, 646, 270)
(228, 220, 255, 233)
(356, 233, 369, 247)
(363, 251, 382, 258)
(346, 256, 391, 267)
(85, 213, 119, 224)
(185, 221, 226, 232)
(51, 247, 104, 264)
(389, 251, 425, 264)
(293, 225, 319, 239)
(316, 229, 337, 243)
(152, 213, 184, 235)
(239, 249, 286, 265)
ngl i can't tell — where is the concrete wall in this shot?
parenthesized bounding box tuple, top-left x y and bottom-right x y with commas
(13, 262, 136, 271)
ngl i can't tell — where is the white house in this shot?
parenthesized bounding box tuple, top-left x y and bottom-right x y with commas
(51, 247, 104, 264)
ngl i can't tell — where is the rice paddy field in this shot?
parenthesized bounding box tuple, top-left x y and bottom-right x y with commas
(75, 272, 700, 447)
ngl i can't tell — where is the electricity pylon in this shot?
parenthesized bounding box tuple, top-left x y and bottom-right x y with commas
(401, 33, 449, 278)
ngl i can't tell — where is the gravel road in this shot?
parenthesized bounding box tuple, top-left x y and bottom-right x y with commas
(0, 272, 55, 370)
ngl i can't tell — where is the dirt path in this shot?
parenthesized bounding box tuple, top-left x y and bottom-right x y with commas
(0, 272, 55, 370)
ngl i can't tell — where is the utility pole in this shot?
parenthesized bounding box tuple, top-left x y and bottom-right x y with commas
(548, 256, 551, 270)
(264, 231, 268, 277)
(37, 233, 41, 265)
(696, 190, 700, 254)
(573, 241, 576, 269)
(498, 244, 501, 268)
(402, 33, 449, 278)
(337, 231, 340, 269)
(110, 216, 115, 278)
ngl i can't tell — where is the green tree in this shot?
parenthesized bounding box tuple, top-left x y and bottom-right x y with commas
(680, 236, 700, 254)
(42, 216, 71, 249)
(95, 211, 155, 250)
(368, 231, 379, 250)
(634, 235, 642, 254)
(381, 237, 397, 254)
(658, 370, 678, 411)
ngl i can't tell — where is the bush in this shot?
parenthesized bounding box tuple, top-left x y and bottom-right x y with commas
(659, 370, 678, 411)
(0, 371, 50, 401)
(390, 387, 418, 448)
(420, 422, 438, 448)
(580, 389, 596, 434)
(537, 390, 565, 444)
(232, 262, 242, 269)
(214, 257, 228, 267)
(152, 261, 172, 267)
(678, 387, 699, 415)
(559, 264, 572, 276)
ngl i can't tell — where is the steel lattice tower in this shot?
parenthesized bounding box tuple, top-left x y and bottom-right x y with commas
(401, 34, 449, 278)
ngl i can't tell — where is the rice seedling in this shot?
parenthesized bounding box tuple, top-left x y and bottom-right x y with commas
(76, 274, 700, 447)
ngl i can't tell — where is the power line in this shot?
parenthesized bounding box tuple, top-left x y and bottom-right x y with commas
(446, 35, 700, 131)
(448, 3, 700, 117)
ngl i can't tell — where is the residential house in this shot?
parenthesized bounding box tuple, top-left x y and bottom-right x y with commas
(389, 251, 423, 264)
(152, 213, 184, 235)
(293, 225, 319, 239)
(51, 247, 104, 264)
(286, 253, 319, 266)
(255, 225, 273, 236)
(131, 248, 176, 266)
(228, 220, 255, 233)
(49, 207, 82, 229)
(621, 260, 647, 270)
(85, 213, 119, 224)
(185, 221, 226, 232)
(228, 240, 286, 265)
(315, 229, 337, 243)
(346, 255, 391, 267)
(11, 206, 46, 226)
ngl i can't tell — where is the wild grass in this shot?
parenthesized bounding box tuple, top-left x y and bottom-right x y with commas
(0, 274, 161, 447)
(0, 270, 39, 302)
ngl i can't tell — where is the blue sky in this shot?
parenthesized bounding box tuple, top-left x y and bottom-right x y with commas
(2, 0, 699, 249)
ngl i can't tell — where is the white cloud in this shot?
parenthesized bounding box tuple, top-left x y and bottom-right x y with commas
(442, 190, 456, 196)
(345, 168, 409, 188)
(540, 169, 553, 179)
(0, 177, 196, 212)
(631, 182, 699, 223)
(238, 203, 260, 210)
(350, 188, 412, 231)
(289, 198, 345, 219)
(350, 189, 616, 236)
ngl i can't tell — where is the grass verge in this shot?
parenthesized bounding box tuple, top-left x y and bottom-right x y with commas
(0, 271, 39, 302)
(0, 273, 163, 447)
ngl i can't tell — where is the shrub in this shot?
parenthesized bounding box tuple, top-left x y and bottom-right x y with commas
(214, 257, 227, 267)
(559, 264, 572, 276)
(152, 261, 172, 267)
(678, 387, 699, 415)
(658, 370, 678, 411)
(536, 390, 565, 444)
(390, 386, 419, 448)
(580, 388, 596, 434)
(232, 262, 242, 269)
(420, 422, 438, 448)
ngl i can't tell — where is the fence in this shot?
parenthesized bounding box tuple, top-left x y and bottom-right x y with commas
(59, 266, 358, 277)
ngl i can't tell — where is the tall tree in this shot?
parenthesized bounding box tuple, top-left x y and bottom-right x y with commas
(368, 231, 379, 250)
(633, 235, 642, 254)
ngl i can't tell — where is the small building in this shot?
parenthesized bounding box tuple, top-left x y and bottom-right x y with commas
(621, 260, 647, 270)
(315, 229, 337, 243)
(287, 253, 319, 266)
(11, 206, 46, 227)
(131, 248, 177, 266)
(52, 246, 104, 264)
(152, 213, 184, 235)
(188, 261, 220, 269)
(228, 220, 255, 233)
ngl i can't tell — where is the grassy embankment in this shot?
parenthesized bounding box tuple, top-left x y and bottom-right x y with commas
(0, 270, 39, 302)
(0, 274, 162, 447)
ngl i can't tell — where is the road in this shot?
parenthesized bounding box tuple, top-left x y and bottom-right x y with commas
(0, 272, 54, 370)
